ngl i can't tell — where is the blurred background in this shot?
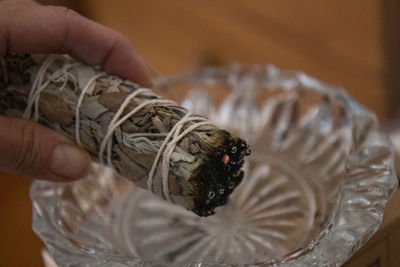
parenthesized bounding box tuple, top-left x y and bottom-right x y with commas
(1, 0, 399, 266)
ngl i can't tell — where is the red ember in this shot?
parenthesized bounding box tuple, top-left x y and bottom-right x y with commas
(221, 154, 230, 164)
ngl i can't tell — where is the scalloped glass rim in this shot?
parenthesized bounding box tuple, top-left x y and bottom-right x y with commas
(31, 64, 398, 266)
(151, 64, 398, 266)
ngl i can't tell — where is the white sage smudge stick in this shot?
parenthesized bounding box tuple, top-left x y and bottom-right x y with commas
(0, 54, 250, 216)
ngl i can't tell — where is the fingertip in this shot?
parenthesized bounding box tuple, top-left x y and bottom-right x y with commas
(50, 143, 91, 181)
(120, 58, 152, 87)
(124, 53, 152, 87)
(101, 38, 152, 87)
(0, 117, 91, 182)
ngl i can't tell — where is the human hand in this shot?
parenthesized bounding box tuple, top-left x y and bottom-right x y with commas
(0, 0, 151, 181)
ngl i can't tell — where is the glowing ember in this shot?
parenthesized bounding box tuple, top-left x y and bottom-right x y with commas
(221, 154, 230, 164)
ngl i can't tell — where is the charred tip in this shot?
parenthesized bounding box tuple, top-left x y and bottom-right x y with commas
(197, 209, 215, 217)
(193, 135, 250, 217)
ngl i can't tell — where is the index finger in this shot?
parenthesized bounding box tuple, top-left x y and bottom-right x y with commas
(0, 1, 151, 85)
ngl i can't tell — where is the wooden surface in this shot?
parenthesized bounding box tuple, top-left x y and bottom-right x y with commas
(81, 0, 389, 123)
(0, 1, 398, 266)
(0, 172, 43, 266)
(382, 0, 400, 119)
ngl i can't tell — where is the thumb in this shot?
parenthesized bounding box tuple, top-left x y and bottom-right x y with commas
(0, 116, 91, 181)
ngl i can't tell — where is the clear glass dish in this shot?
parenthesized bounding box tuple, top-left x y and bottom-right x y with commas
(31, 64, 398, 266)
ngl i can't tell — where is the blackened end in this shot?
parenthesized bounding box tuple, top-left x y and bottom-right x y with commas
(193, 132, 250, 217)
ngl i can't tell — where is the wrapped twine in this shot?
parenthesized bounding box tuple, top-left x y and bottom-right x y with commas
(0, 54, 249, 216)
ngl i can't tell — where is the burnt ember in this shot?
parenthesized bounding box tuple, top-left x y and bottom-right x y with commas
(193, 134, 250, 217)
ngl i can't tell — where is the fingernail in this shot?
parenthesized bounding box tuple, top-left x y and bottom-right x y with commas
(51, 143, 90, 179)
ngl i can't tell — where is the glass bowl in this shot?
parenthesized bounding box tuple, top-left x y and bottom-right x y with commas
(31, 64, 398, 266)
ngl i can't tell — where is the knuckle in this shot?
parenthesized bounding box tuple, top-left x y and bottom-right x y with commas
(11, 121, 40, 173)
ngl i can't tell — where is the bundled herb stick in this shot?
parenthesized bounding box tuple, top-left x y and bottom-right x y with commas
(0, 54, 250, 216)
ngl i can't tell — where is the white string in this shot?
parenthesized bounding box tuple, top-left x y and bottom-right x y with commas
(147, 112, 192, 190)
(98, 90, 210, 200)
(26, 55, 212, 203)
(146, 113, 208, 194)
(98, 88, 150, 165)
(159, 119, 212, 201)
(163, 121, 212, 200)
(24, 56, 78, 121)
(99, 98, 176, 165)
(24, 56, 56, 120)
(75, 72, 106, 146)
